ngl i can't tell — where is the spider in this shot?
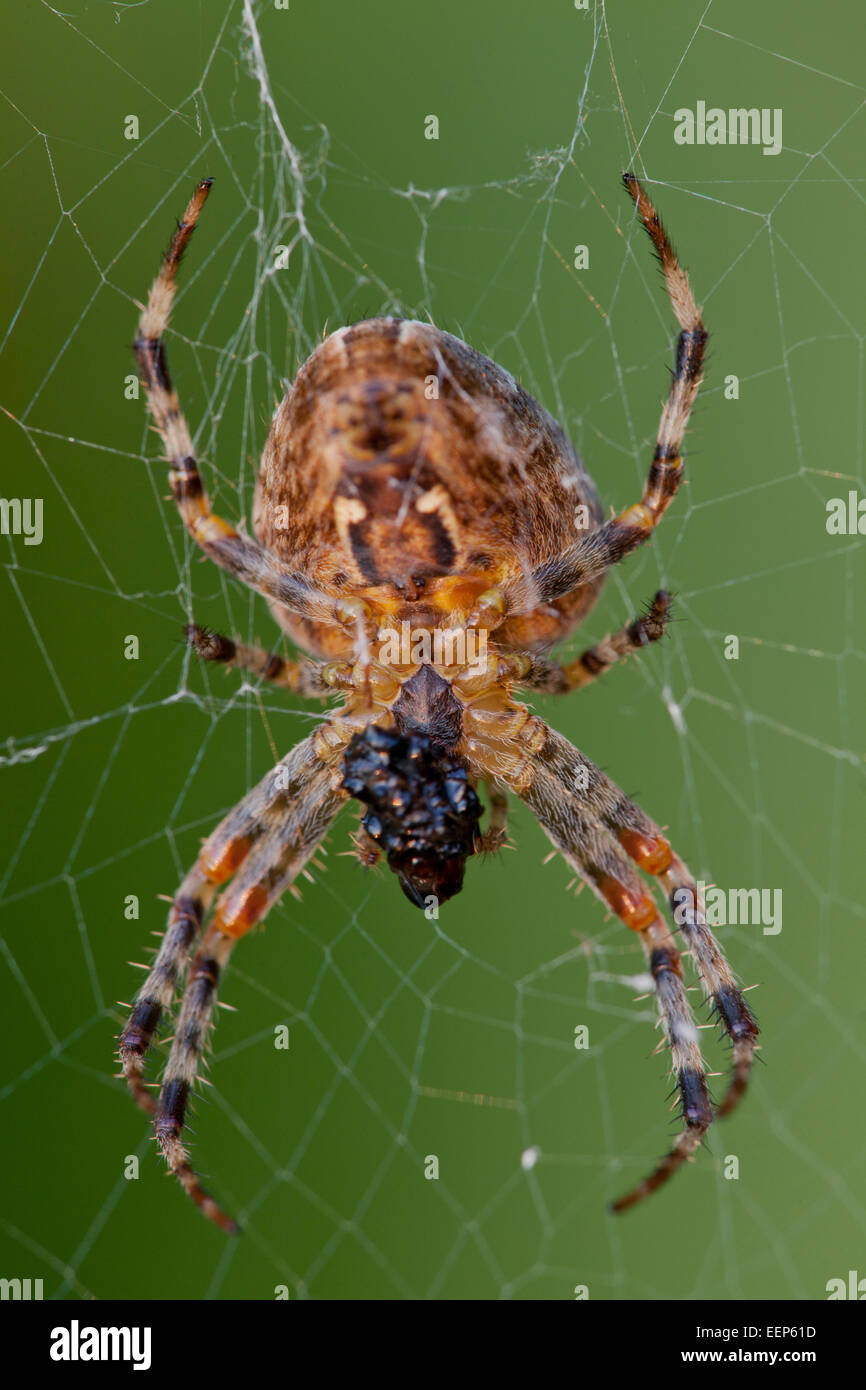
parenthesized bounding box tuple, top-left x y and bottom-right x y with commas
(119, 174, 758, 1233)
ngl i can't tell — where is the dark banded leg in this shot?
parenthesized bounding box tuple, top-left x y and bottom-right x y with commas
(185, 623, 329, 697)
(133, 180, 345, 628)
(119, 871, 213, 1112)
(522, 591, 672, 695)
(662, 856, 759, 1118)
(149, 731, 347, 1231)
(154, 925, 238, 1233)
(119, 731, 345, 1224)
(469, 741, 713, 1212)
(529, 723, 759, 1120)
(117, 739, 307, 1110)
(606, 831, 758, 1121)
(612, 916, 712, 1212)
(501, 175, 708, 618)
(528, 763, 712, 1211)
(621, 171, 708, 528)
(469, 719, 757, 1211)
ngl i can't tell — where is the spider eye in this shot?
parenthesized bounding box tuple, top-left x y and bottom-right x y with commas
(341, 724, 481, 909)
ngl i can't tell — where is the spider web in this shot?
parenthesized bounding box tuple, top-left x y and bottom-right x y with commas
(1, 0, 864, 1301)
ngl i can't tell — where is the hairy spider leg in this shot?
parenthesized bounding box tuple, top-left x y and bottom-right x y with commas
(478, 785, 510, 853)
(119, 871, 216, 1114)
(534, 725, 759, 1119)
(185, 623, 331, 698)
(497, 174, 707, 620)
(467, 718, 758, 1212)
(117, 757, 299, 1113)
(522, 753, 713, 1208)
(133, 180, 347, 630)
(120, 731, 349, 1230)
(521, 590, 672, 695)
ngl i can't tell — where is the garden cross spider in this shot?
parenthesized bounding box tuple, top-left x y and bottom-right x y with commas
(119, 174, 759, 1232)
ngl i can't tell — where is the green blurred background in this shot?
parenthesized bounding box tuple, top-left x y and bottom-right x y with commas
(1, 0, 863, 1300)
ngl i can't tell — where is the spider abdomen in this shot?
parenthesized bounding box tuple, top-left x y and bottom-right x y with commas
(252, 317, 606, 658)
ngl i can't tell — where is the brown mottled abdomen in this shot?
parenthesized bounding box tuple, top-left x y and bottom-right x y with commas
(253, 318, 605, 657)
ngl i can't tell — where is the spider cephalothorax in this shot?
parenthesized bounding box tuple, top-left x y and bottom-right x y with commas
(342, 723, 482, 908)
(119, 174, 759, 1233)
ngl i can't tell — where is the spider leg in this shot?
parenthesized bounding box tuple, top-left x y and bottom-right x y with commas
(478, 785, 509, 853)
(150, 733, 347, 1231)
(350, 821, 382, 869)
(155, 921, 238, 1232)
(118, 736, 321, 1109)
(520, 590, 672, 695)
(133, 181, 344, 629)
(531, 724, 759, 1119)
(498, 175, 707, 619)
(185, 623, 330, 697)
(617, 914, 712, 1211)
(658, 855, 759, 1119)
(465, 715, 757, 1210)
(118, 870, 215, 1114)
(501, 747, 711, 1209)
